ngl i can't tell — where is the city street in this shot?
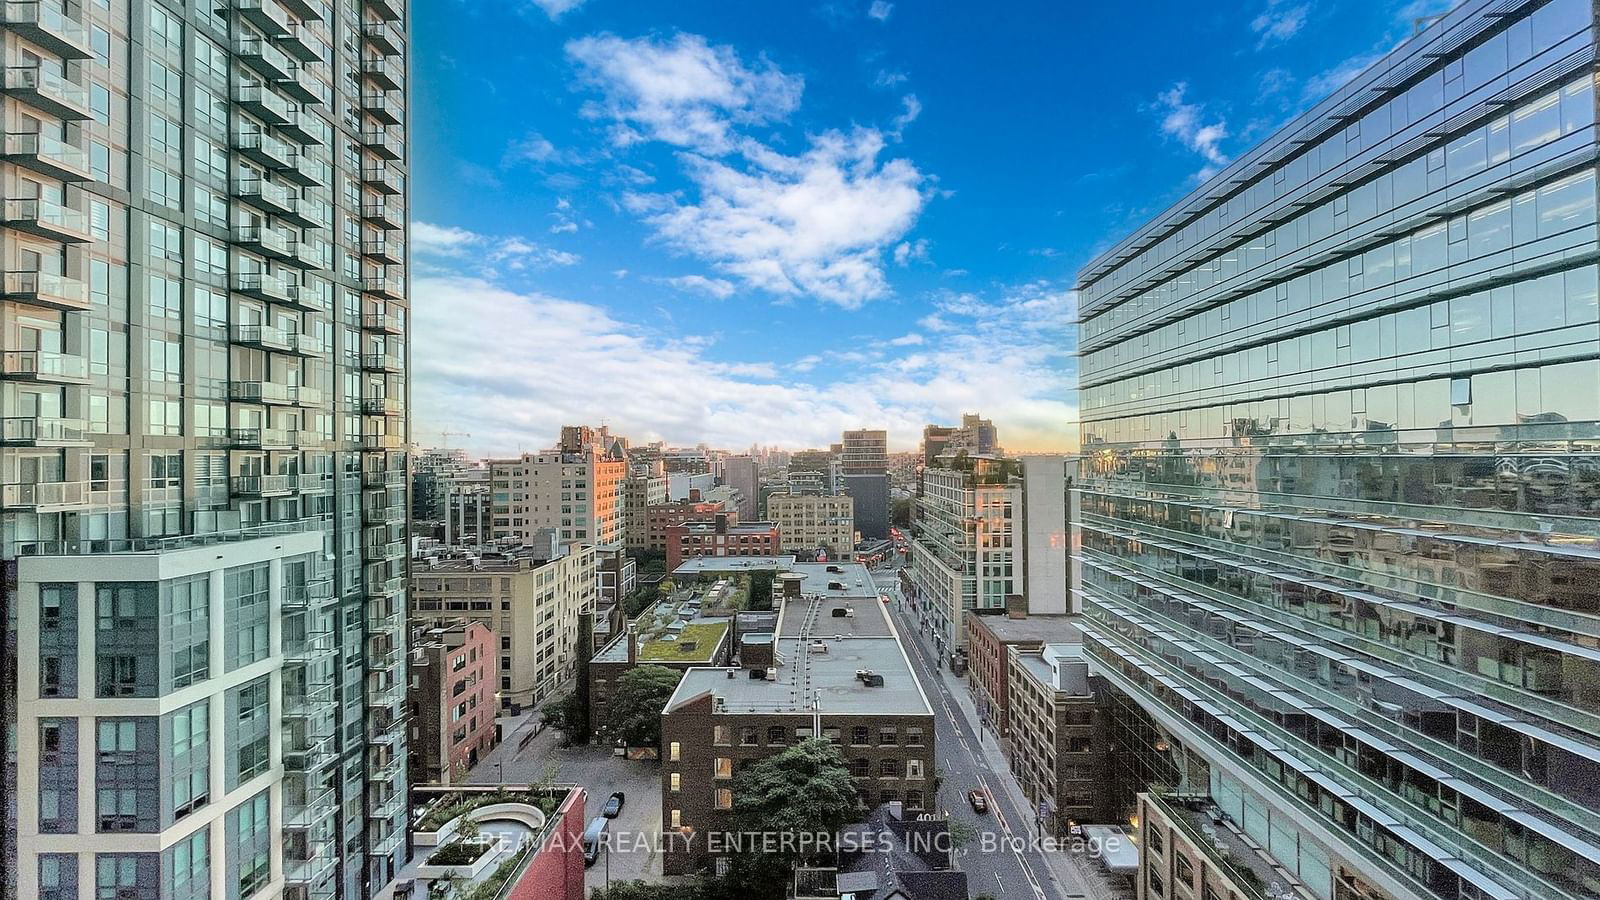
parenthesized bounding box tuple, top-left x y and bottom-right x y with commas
(871, 565, 1117, 900)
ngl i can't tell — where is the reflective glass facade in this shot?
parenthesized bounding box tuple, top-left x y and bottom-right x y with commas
(1077, 1, 1600, 898)
(0, 0, 410, 898)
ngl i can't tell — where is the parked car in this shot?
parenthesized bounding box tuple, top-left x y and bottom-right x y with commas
(602, 791, 625, 818)
(966, 790, 989, 814)
(583, 816, 609, 867)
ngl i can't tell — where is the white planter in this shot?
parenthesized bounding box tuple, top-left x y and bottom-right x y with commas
(415, 843, 497, 883)
(412, 801, 548, 848)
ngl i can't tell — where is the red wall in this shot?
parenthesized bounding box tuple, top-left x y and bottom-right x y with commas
(507, 787, 587, 900)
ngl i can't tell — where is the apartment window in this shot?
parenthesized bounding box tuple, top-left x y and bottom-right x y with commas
(713, 789, 733, 810)
(907, 759, 924, 779)
(234, 793, 270, 898)
(713, 757, 733, 779)
(879, 727, 898, 745)
(670, 809, 681, 828)
(148, 221, 181, 261)
(89, 199, 110, 240)
(669, 773, 680, 792)
(739, 726, 758, 746)
(767, 725, 787, 745)
(713, 725, 731, 745)
(879, 758, 899, 778)
(668, 741, 680, 762)
(905, 727, 924, 746)
(851, 725, 870, 745)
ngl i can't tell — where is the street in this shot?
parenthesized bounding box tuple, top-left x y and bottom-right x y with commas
(871, 564, 1115, 900)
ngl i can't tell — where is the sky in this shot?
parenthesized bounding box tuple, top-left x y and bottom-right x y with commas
(409, 0, 1456, 457)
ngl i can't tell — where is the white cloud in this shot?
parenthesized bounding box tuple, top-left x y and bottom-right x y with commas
(412, 222, 481, 256)
(627, 128, 926, 308)
(890, 93, 921, 139)
(549, 221, 578, 234)
(413, 221, 580, 271)
(887, 332, 923, 346)
(565, 33, 804, 155)
(868, 1, 893, 21)
(1251, 1, 1310, 47)
(874, 69, 908, 88)
(663, 274, 737, 299)
(412, 274, 1078, 456)
(893, 238, 929, 266)
(529, 0, 586, 19)
(612, 269, 629, 278)
(1154, 82, 1230, 180)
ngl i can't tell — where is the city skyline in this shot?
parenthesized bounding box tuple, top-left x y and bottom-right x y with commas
(407, 0, 1454, 456)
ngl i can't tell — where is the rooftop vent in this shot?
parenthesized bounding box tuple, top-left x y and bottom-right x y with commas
(855, 669, 884, 687)
(808, 642, 828, 654)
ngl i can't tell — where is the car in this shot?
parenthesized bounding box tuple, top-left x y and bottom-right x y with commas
(966, 790, 989, 814)
(602, 791, 625, 818)
(582, 816, 609, 867)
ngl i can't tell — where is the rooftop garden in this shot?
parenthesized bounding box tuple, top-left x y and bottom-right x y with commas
(638, 621, 729, 661)
(414, 785, 566, 833)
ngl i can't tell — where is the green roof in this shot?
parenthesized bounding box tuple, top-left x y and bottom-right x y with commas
(638, 621, 728, 662)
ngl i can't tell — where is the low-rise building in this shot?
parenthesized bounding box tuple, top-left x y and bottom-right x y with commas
(766, 491, 856, 560)
(1008, 642, 1113, 835)
(645, 492, 730, 552)
(665, 513, 782, 570)
(412, 540, 598, 709)
(409, 620, 499, 784)
(588, 591, 734, 736)
(623, 469, 669, 550)
(660, 563, 935, 876)
(965, 609, 1080, 740)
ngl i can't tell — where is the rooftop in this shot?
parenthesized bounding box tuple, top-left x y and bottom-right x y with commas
(638, 621, 730, 662)
(591, 588, 735, 664)
(969, 613, 1083, 644)
(782, 561, 877, 600)
(673, 555, 796, 576)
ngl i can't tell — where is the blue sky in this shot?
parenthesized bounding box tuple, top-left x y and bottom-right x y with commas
(409, 0, 1454, 456)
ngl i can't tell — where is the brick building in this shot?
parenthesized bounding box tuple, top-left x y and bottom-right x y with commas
(1007, 642, 1113, 835)
(964, 608, 1081, 741)
(644, 491, 729, 552)
(409, 620, 499, 785)
(664, 513, 781, 570)
(659, 563, 935, 876)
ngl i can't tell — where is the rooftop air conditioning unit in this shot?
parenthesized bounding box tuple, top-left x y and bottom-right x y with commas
(765, 667, 777, 681)
(808, 642, 828, 654)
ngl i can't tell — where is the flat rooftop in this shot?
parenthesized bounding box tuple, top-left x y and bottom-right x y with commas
(665, 580, 929, 717)
(592, 590, 733, 664)
(673, 555, 796, 576)
(782, 561, 877, 599)
(970, 614, 1083, 644)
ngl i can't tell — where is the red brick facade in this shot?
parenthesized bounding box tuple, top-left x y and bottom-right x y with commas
(410, 620, 499, 784)
(665, 514, 781, 570)
(507, 787, 587, 900)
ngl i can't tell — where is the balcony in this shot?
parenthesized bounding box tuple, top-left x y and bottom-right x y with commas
(1, 65, 90, 119)
(361, 91, 400, 126)
(284, 630, 334, 660)
(226, 380, 318, 406)
(368, 753, 401, 787)
(0, 349, 86, 383)
(229, 426, 298, 449)
(283, 842, 338, 888)
(283, 238, 321, 271)
(364, 536, 405, 561)
(233, 176, 297, 217)
(361, 129, 400, 160)
(2, 479, 88, 510)
(231, 473, 297, 497)
(361, 239, 403, 265)
(1, 3, 94, 58)
(298, 472, 332, 493)
(283, 782, 338, 829)
(363, 502, 403, 526)
(360, 202, 402, 231)
(361, 311, 403, 334)
(362, 274, 404, 301)
(366, 611, 400, 635)
(232, 272, 293, 303)
(291, 333, 323, 357)
(361, 164, 403, 196)
(283, 575, 334, 610)
(1, 270, 87, 311)
(234, 34, 293, 81)
(278, 22, 321, 63)
(231, 80, 293, 125)
(232, 126, 297, 170)
(1, 415, 87, 446)
(361, 432, 403, 451)
(361, 468, 403, 488)
(2, 131, 90, 181)
(361, 396, 403, 417)
(282, 151, 323, 188)
(366, 0, 402, 23)
(362, 21, 401, 56)
(232, 224, 297, 260)
(367, 792, 403, 823)
(230, 323, 296, 353)
(223, 0, 290, 36)
(361, 353, 403, 373)
(275, 64, 320, 105)
(3, 198, 90, 242)
(366, 575, 403, 599)
(360, 55, 400, 91)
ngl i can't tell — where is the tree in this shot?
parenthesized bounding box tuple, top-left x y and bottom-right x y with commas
(892, 497, 913, 528)
(722, 738, 862, 898)
(540, 692, 587, 746)
(588, 881, 705, 900)
(622, 583, 658, 618)
(606, 665, 681, 747)
(747, 570, 774, 611)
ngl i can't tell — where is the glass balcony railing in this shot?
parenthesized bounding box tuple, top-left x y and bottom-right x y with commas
(233, 34, 292, 80)
(232, 126, 297, 169)
(1, 270, 87, 310)
(1, 479, 87, 509)
(283, 576, 334, 610)
(1, 2, 95, 59)
(230, 323, 295, 352)
(361, 468, 404, 488)
(232, 80, 293, 124)
(1, 65, 90, 118)
(361, 353, 403, 372)
(2, 131, 89, 180)
(4, 197, 90, 241)
(230, 473, 296, 496)
(360, 55, 401, 91)
(230, 0, 290, 36)
(228, 426, 298, 449)
(361, 311, 403, 333)
(0, 349, 86, 382)
(366, 576, 404, 599)
(0, 415, 85, 445)
(232, 224, 296, 258)
(232, 272, 293, 303)
(232, 176, 297, 214)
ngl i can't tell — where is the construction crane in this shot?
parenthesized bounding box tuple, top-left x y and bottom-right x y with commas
(437, 430, 470, 451)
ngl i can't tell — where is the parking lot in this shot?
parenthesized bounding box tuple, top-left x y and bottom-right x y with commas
(467, 716, 664, 890)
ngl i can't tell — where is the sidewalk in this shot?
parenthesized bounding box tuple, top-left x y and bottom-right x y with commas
(906, 619, 1109, 899)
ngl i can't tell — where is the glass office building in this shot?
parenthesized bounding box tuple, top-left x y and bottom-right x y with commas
(1076, 1, 1600, 898)
(0, 1, 410, 898)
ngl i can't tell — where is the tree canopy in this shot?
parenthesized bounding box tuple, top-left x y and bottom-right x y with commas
(606, 664, 681, 747)
(722, 738, 861, 897)
(540, 692, 587, 746)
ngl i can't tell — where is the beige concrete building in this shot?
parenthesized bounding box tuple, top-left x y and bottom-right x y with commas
(489, 446, 627, 545)
(412, 543, 598, 708)
(765, 492, 856, 558)
(623, 469, 668, 550)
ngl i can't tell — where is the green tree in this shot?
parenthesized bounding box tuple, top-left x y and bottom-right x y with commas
(622, 582, 659, 618)
(588, 881, 705, 900)
(540, 692, 587, 746)
(892, 497, 913, 527)
(747, 570, 774, 611)
(722, 738, 861, 898)
(606, 665, 681, 747)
